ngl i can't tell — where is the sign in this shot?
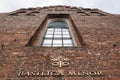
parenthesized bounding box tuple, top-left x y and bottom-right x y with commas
(17, 56, 104, 77)
(18, 70, 104, 77)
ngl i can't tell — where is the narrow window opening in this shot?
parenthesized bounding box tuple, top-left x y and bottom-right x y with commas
(26, 14, 86, 47)
(40, 19, 74, 47)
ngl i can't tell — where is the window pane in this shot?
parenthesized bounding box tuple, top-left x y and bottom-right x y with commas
(63, 39, 72, 44)
(53, 39, 62, 45)
(47, 28, 54, 31)
(63, 31, 69, 35)
(64, 44, 73, 47)
(55, 28, 61, 32)
(45, 34, 53, 38)
(63, 34, 71, 38)
(54, 31, 61, 35)
(54, 35, 62, 38)
(43, 44, 51, 47)
(62, 29, 69, 32)
(46, 31, 53, 34)
(43, 39, 52, 45)
(52, 44, 62, 47)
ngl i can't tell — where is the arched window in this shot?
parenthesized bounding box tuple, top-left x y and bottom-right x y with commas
(41, 19, 74, 47)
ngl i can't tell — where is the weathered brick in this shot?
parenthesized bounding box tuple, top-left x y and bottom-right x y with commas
(0, 6, 120, 80)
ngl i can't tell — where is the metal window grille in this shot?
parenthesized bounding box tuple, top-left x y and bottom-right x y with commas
(41, 21, 74, 47)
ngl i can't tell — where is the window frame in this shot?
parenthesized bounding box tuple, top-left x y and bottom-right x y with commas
(38, 18, 76, 47)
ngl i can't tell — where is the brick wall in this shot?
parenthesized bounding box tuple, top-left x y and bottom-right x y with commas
(0, 6, 120, 80)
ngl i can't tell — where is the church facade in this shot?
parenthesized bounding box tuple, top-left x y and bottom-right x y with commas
(0, 6, 120, 80)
